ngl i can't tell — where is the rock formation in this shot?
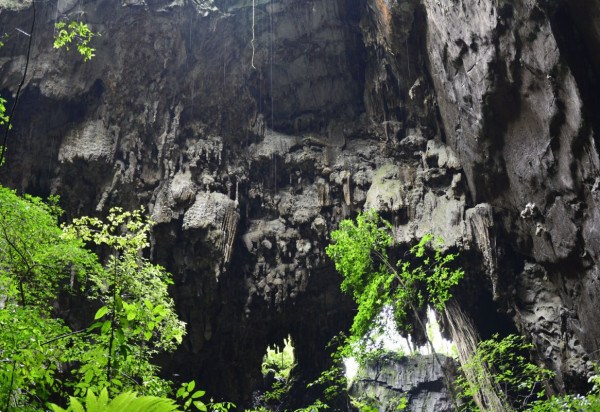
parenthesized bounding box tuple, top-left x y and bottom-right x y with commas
(0, 0, 599, 406)
(349, 353, 457, 412)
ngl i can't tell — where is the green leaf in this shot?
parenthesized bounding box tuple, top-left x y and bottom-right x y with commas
(94, 305, 109, 319)
(101, 320, 112, 334)
(176, 386, 186, 398)
(194, 400, 208, 411)
(88, 321, 102, 331)
(85, 389, 99, 411)
(98, 387, 110, 408)
(115, 328, 125, 344)
(70, 397, 86, 412)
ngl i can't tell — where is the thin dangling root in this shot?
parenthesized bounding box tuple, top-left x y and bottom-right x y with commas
(251, 0, 256, 69)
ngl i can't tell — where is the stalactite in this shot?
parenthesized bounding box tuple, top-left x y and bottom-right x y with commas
(341, 170, 352, 205)
(221, 203, 239, 268)
(444, 301, 509, 412)
(272, 153, 277, 193)
(467, 205, 498, 297)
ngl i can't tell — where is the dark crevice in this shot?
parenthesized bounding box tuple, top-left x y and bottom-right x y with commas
(549, 3, 600, 161)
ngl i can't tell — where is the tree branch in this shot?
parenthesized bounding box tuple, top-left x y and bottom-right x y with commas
(373, 248, 460, 410)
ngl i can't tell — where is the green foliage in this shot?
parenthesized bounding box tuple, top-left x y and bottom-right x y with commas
(0, 186, 100, 410)
(0, 186, 99, 308)
(350, 396, 378, 412)
(0, 191, 193, 409)
(262, 337, 296, 380)
(301, 335, 348, 410)
(456, 334, 554, 411)
(308, 365, 346, 403)
(350, 394, 407, 412)
(319, 212, 462, 410)
(53, 21, 99, 61)
(209, 400, 236, 412)
(262, 380, 289, 405)
(0, 33, 8, 48)
(249, 336, 339, 411)
(524, 394, 600, 412)
(292, 399, 330, 412)
(325, 210, 464, 350)
(524, 373, 600, 412)
(48, 388, 179, 412)
(0, 96, 10, 128)
(395, 397, 408, 410)
(174, 380, 211, 412)
(252, 337, 296, 409)
(62, 207, 186, 396)
(48, 381, 235, 412)
(0, 305, 73, 410)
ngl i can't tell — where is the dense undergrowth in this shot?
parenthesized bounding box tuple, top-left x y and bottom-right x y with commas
(0, 186, 236, 412)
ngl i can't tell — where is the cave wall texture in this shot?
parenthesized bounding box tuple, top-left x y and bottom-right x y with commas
(1, 0, 600, 406)
(349, 353, 457, 411)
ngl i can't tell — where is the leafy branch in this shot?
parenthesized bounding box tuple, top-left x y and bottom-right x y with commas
(325, 210, 464, 409)
(54, 21, 99, 62)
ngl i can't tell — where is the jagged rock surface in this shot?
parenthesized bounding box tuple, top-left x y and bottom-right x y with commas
(0, 0, 599, 406)
(423, 0, 600, 390)
(349, 354, 456, 412)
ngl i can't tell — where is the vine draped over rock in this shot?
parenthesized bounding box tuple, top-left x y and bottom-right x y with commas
(326, 210, 464, 350)
(320, 210, 463, 409)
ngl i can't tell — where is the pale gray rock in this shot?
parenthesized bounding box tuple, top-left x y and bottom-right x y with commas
(349, 354, 456, 412)
(58, 120, 117, 163)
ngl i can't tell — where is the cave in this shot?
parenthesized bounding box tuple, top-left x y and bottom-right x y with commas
(1, 0, 600, 410)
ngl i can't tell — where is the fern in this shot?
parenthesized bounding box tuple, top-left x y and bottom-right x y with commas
(48, 388, 180, 412)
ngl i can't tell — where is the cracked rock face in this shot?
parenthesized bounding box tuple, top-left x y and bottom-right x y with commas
(1, 0, 600, 405)
(349, 354, 457, 412)
(424, 0, 600, 389)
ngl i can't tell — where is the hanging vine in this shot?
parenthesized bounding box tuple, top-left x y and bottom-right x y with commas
(251, 0, 256, 69)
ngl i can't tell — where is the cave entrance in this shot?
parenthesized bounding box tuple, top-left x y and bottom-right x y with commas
(262, 335, 296, 380)
(254, 335, 296, 409)
(344, 306, 456, 381)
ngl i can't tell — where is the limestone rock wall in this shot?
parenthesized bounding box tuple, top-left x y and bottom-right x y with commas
(349, 354, 457, 412)
(423, 0, 600, 390)
(0, 0, 368, 401)
(0, 0, 599, 405)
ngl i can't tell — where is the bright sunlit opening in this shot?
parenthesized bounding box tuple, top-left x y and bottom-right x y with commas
(344, 306, 456, 382)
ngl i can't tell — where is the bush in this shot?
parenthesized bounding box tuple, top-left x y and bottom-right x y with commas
(456, 334, 554, 411)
